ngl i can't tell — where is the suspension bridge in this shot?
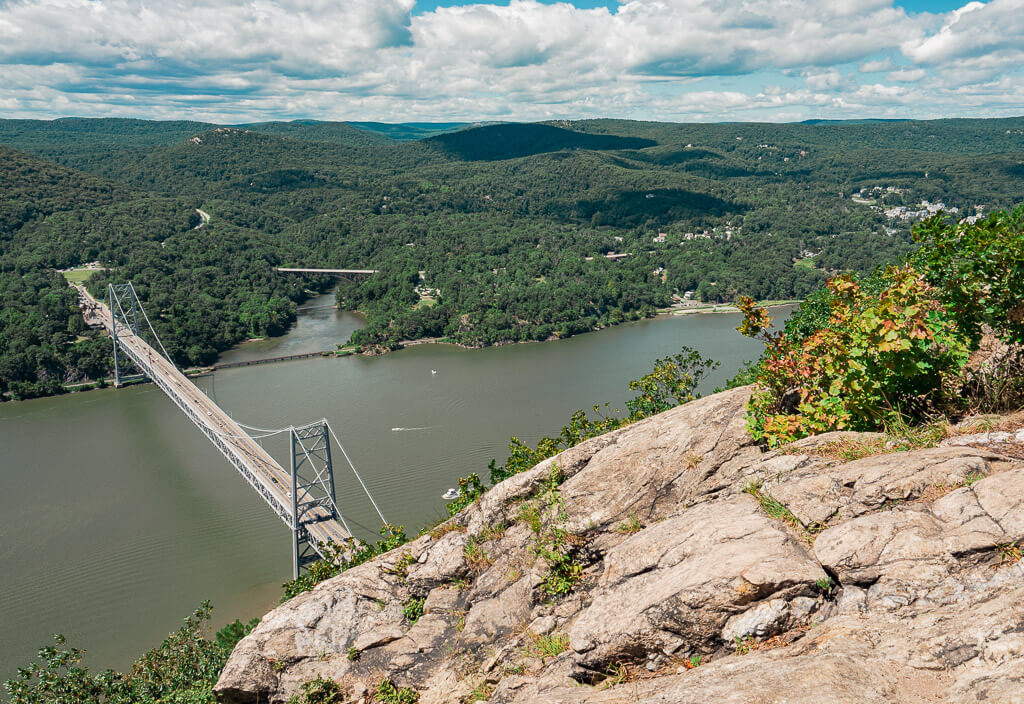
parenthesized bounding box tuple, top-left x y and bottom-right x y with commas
(74, 283, 385, 578)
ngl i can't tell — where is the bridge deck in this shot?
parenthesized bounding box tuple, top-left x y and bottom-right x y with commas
(275, 267, 378, 275)
(74, 286, 351, 555)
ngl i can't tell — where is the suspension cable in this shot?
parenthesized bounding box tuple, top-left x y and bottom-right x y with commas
(129, 283, 174, 366)
(326, 421, 388, 527)
(235, 421, 292, 434)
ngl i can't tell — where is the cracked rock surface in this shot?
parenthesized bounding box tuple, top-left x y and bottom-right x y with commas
(215, 387, 1024, 704)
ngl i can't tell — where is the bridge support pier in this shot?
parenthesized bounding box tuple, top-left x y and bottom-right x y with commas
(289, 421, 341, 579)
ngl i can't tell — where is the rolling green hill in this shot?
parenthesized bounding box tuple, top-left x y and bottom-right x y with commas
(1, 116, 1022, 399)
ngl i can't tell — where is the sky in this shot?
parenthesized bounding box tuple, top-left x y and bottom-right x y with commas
(0, 0, 1022, 124)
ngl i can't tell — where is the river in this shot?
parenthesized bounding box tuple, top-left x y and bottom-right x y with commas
(0, 293, 790, 677)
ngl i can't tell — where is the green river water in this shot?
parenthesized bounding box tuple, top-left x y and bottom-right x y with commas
(0, 294, 789, 677)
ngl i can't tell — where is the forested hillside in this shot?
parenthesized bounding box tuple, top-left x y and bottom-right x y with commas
(1, 116, 1022, 398)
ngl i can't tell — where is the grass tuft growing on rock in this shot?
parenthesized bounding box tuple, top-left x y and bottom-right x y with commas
(522, 632, 570, 659)
(743, 482, 821, 544)
(426, 520, 466, 540)
(463, 537, 493, 573)
(478, 521, 509, 543)
(614, 514, 644, 535)
(388, 551, 417, 583)
(791, 418, 950, 462)
(743, 482, 800, 527)
(462, 681, 494, 702)
(733, 635, 788, 655)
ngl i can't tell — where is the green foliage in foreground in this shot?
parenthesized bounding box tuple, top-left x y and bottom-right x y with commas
(912, 206, 1024, 346)
(739, 207, 1024, 446)
(2, 603, 256, 704)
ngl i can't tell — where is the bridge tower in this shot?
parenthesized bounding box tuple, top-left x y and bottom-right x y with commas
(289, 421, 343, 579)
(107, 282, 145, 387)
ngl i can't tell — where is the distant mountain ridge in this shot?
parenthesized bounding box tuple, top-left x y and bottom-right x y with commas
(422, 122, 658, 161)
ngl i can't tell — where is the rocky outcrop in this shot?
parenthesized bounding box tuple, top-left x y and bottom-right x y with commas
(215, 387, 1024, 704)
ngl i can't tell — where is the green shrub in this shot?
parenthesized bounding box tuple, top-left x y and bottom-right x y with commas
(402, 596, 425, 624)
(913, 207, 1024, 346)
(536, 528, 584, 597)
(738, 206, 1024, 446)
(3, 603, 232, 704)
(738, 266, 970, 446)
(444, 473, 487, 516)
(376, 678, 419, 704)
(624, 348, 718, 419)
(213, 617, 259, 652)
(519, 466, 585, 597)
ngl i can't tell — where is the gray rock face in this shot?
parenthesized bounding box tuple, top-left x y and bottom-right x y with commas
(569, 495, 826, 667)
(769, 446, 1000, 527)
(214, 387, 1024, 704)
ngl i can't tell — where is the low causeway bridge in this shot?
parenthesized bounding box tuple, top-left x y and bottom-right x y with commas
(75, 282, 384, 578)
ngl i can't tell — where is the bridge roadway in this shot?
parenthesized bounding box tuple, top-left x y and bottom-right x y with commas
(74, 286, 351, 555)
(275, 267, 378, 275)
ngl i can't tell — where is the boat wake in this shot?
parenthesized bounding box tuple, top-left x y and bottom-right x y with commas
(391, 426, 431, 432)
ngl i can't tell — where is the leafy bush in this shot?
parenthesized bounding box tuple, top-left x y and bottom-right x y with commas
(624, 348, 718, 419)
(402, 596, 425, 624)
(213, 617, 259, 652)
(738, 266, 969, 446)
(3, 603, 236, 704)
(526, 467, 585, 597)
(444, 473, 487, 516)
(738, 206, 1024, 446)
(913, 207, 1024, 346)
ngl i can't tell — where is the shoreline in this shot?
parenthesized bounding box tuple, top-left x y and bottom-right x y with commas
(380, 300, 801, 354)
(3, 300, 799, 402)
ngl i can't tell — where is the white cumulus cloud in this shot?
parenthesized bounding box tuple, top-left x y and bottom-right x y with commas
(0, 0, 1020, 122)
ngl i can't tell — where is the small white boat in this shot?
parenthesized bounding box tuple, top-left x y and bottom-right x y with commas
(431, 369, 438, 375)
(442, 487, 460, 500)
